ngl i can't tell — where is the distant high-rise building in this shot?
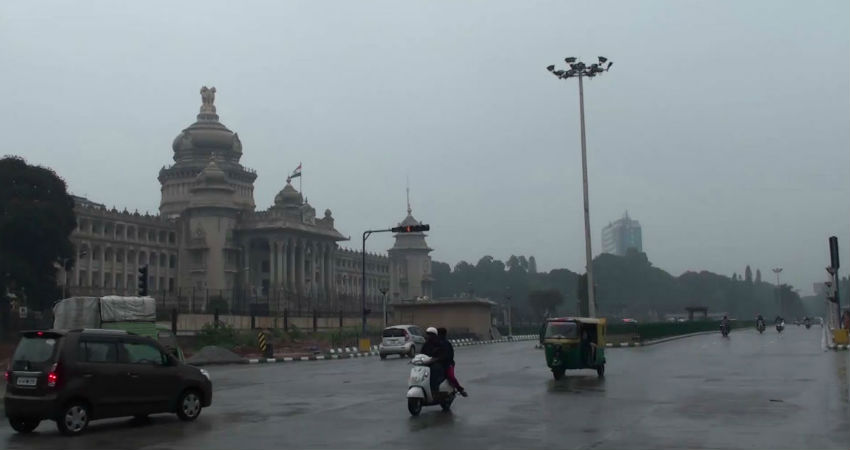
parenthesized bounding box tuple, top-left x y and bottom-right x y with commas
(601, 212, 643, 256)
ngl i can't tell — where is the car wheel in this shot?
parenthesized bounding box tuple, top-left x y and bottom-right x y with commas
(56, 402, 90, 436)
(380, 354, 387, 360)
(9, 417, 40, 433)
(408, 346, 416, 358)
(176, 389, 203, 421)
(407, 398, 422, 416)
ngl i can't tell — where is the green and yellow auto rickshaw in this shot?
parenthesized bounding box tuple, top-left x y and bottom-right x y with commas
(541, 317, 606, 380)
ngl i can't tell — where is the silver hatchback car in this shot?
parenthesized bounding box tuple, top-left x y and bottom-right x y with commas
(378, 325, 427, 359)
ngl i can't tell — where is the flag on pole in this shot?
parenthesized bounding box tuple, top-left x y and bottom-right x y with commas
(287, 162, 302, 182)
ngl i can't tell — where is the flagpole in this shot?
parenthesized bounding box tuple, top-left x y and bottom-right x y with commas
(299, 161, 303, 197)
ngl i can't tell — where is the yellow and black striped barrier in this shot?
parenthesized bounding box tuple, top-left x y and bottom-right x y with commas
(257, 330, 272, 357)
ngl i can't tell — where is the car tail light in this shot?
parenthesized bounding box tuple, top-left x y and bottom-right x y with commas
(47, 363, 59, 388)
(4, 370, 9, 382)
(403, 329, 410, 341)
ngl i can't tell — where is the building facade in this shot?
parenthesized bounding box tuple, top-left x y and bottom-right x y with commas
(61, 87, 432, 314)
(601, 211, 643, 256)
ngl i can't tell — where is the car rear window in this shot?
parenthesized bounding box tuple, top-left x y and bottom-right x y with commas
(11, 336, 60, 370)
(382, 328, 405, 337)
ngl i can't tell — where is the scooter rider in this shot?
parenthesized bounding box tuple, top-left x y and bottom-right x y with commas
(437, 327, 468, 397)
(421, 327, 448, 394)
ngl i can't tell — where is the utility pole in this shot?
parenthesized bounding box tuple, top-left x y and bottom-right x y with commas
(547, 56, 613, 317)
(772, 267, 783, 316)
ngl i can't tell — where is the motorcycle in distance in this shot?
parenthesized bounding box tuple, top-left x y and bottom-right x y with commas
(776, 320, 785, 333)
(406, 354, 457, 416)
(804, 317, 812, 329)
(756, 320, 766, 334)
(720, 322, 730, 337)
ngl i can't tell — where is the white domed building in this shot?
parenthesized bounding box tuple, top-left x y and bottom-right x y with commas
(64, 87, 433, 315)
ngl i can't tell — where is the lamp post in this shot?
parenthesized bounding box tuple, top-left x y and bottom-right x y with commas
(380, 287, 389, 329)
(505, 287, 513, 339)
(772, 267, 783, 315)
(547, 56, 613, 318)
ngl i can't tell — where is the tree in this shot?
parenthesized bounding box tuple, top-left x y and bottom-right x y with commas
(755, 269, 762, 284)
(745, 265, 753, 283)
(528, 289, 564, 318)
(0, 156, 76, 310)
(732, 273, 738, 282)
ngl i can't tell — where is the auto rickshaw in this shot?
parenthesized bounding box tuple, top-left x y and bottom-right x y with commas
(541, 317, 606, 380)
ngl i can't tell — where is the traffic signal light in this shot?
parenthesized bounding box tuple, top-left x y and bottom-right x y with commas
(391, 224, 430, 233)
(138, 265, 149, 296)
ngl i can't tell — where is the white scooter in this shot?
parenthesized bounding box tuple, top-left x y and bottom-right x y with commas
(406, 354, 457, 416)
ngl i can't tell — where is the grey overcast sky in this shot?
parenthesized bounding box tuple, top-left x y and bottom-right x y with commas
(1, 0, 848, 294)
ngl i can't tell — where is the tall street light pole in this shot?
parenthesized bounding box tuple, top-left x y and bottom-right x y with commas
(547, 56, 613, 318)
(772, 267, 783, 315)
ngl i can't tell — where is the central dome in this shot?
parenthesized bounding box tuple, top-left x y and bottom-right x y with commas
(274, 182, 303, 207)
(171, 86, 243, 157)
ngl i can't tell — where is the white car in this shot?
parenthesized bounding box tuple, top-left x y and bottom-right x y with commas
(379, 325, 427, 359)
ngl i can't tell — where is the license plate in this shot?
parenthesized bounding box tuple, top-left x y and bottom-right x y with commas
(16, 376, 37, 387)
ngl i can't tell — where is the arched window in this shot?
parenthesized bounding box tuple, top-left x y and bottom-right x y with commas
(92, 245, 102, 261)
(150, 252, 158, 267)
(138, 251, 147, 266)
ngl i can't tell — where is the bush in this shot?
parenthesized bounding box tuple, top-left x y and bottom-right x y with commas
(197, 322, 239, 348)
(288, 324, 303, 340)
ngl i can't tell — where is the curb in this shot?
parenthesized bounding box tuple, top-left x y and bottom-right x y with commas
(827, 345, 849, 351)
(192, 335, 538, 366)
(533, 330, 732, 350)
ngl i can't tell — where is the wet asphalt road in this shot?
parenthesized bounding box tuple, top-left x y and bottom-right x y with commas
(3, 326, 850, 449)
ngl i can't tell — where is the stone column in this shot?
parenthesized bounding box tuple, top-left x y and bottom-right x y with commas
(297, 241, 305, 296)
(242, 245, 250, 289)
(87, 245, 93, 287)
(280, 240, 287, 290)
(288, 241, 295, 292)
(275, 241, 282, 289)
(111, 247, 118, 291)
(269, 241, 276, 289)
(323, 245, 331, 301)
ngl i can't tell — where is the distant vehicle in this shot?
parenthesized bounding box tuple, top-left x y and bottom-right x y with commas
(379, 325, 427, 359)
(4, 329, 212, 436)
(542, 317, 606, 379)
(53, 296, 185, 361)
(622, 318, 638, 324)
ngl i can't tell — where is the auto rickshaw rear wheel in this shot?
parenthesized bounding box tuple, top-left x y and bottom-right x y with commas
(552, 369, 565, 380)
(596, 364, 605, 378)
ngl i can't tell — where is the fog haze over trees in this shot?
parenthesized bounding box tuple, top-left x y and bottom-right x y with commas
(432, 250, 807, 321)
